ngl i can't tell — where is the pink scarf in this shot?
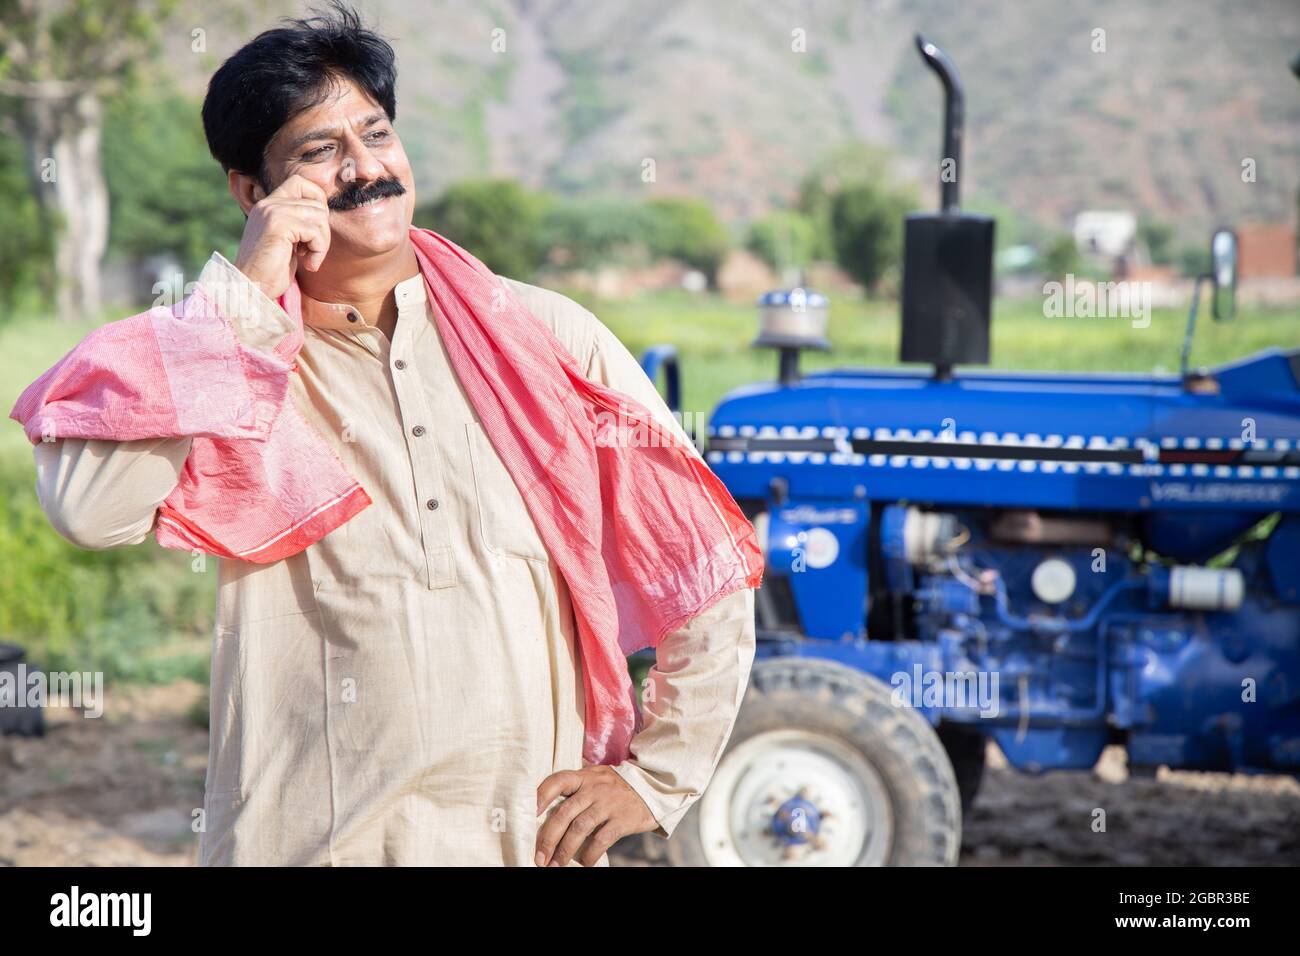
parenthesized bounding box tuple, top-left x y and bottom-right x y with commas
(11, 226, 765, 765)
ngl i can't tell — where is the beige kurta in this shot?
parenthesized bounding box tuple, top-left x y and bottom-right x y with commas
(31, 250, 756, 866)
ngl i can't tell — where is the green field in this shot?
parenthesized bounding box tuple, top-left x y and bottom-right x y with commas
(583, 291, 1297, 424)
(1, 292, 1295, 683)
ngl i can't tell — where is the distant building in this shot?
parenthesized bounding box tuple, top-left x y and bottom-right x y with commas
(1073, 210, 1138, 260)
(1236, 224, 1297, 279)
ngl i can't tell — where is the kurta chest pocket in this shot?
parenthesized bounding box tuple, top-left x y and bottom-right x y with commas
(465, 422, 551, 563)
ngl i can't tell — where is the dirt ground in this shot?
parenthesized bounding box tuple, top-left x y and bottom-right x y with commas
(1, 681, 1297, 867)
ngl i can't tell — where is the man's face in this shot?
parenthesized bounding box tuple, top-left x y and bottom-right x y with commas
(258, 76, 416, 261)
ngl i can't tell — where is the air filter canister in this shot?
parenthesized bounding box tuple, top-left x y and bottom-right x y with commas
(1162, 566, 1245, 611)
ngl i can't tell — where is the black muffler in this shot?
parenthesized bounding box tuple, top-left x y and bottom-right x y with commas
(899, 35, 995, 380)
(0, 642, 45, 736)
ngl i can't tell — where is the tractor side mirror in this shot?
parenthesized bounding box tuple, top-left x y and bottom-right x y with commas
(1180, 226, 1241, 379)
(1210, 228, 1238, 322)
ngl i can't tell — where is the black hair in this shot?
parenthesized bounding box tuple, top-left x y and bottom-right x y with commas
(201, 0, 397, 183)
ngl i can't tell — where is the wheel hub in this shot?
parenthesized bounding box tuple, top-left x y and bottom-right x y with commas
(698, 728, 895, 866)
(770, 793, 822, 845)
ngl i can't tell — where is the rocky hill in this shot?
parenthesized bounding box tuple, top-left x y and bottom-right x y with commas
(175, 0, 1300, 244)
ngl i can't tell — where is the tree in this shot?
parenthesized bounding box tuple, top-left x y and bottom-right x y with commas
(416, 179, 552, 280)
(798, 143, 903, 262)
(0, 128, 53, 317)
(745, 210, 815, 280)
(540, 198, 655, 270)
(1042, 234, 1080, 281)
(101, 84, 246, 276)
(0, 0, 175, 321)
(828, 181, 914, 293)
(1177, 241, 1211, 279)
(643, 197, 729, 286)
(1138, 218, 1175, 266)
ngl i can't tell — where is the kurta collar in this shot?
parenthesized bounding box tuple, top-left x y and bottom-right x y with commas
(299, 272, 427, 330)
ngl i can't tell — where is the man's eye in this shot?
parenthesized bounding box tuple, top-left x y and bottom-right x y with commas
(365, 130, 391, 143)
(302, 144, 333, 160)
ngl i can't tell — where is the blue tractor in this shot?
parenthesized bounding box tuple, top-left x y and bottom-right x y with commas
(638, 36, 1300, 866)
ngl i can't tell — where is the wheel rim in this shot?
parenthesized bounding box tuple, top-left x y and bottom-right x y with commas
(698, 728, 894, 866)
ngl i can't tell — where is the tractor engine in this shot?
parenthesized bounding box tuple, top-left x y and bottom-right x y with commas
(749, 490, 1300, 776)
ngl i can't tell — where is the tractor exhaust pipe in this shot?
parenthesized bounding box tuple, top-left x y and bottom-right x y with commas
(899, 35, 994, 379)
(915, 34, 964, 213)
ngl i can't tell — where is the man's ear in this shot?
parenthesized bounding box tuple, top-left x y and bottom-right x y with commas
(228, 169, 267, 215)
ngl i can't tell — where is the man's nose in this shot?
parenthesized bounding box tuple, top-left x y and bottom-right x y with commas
(339, 137, 386, 185)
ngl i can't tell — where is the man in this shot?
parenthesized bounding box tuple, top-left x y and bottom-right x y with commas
(30, 3, 757, 866)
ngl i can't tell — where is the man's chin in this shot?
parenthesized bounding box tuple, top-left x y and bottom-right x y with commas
(327, 219, 411, 259)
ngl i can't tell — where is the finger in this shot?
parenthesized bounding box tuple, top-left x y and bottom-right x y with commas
(270, 198, 334, 215)
(549, 804, 608, 868)
(270, 209, 329, 271)
(535, 789, 594, 867)
(272, 174, 329, 205)
(261, 204, 329, 241)
(269, 202, 332, 228)
(300, 221, 331, 272)
(535, 770, 583, 816)
(577, 820, 624, 867)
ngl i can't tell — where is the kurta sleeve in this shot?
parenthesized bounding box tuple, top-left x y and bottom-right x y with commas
(30, 251, 294, 552)
(582, 315, 758, 839)
(611, 588, 756, 838)
(193, 250, 299, 356)
(34, 436, 194, 550)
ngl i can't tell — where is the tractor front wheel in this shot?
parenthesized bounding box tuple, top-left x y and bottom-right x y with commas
(938, 723, 988, 815)
(664, 657, 961, 866)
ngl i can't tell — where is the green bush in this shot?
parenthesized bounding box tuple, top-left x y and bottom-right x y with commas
(1179, 240, 1212, 279)
(798, 143, 906, 262)
(416, 179, 553, 280)
(642, 197, 730, 284)
(1042, 234, 1081, 281)
(540, 198, 657, 269)
(0, 132, 56, 318)
(101, 83, 247, 277)
(746, 211, 816, 276)
(795, 143, 917, 292)
(829, 182, 913, 293)
(1138, 218, 1176, 267)
(0, 457, 213, 683)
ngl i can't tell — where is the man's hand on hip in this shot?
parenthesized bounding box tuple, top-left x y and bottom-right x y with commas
(534, 766, 658, 867)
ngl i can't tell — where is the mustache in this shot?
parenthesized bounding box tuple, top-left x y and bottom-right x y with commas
(328, 177, 406, 211)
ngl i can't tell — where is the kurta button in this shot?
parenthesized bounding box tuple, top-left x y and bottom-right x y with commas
(412, 424, 425, 436)
(426, 498, 439, 511)
(394, 358, 407, 370)
(346, 313, 358, 323)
